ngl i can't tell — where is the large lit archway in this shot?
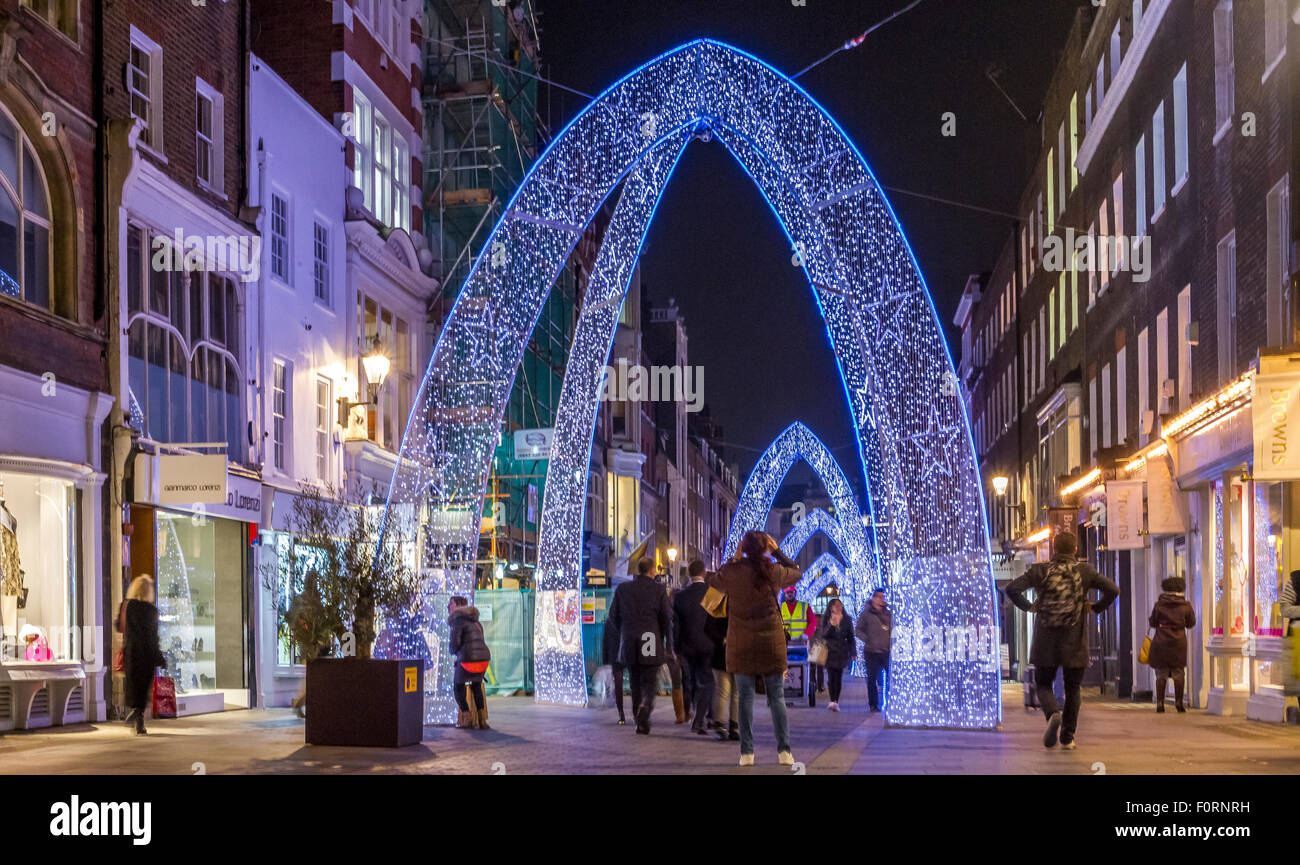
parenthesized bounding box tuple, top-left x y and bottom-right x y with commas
(382, 40, 1000, 729)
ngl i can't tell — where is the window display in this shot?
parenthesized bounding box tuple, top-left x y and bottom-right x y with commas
(0, 475, 76, 663)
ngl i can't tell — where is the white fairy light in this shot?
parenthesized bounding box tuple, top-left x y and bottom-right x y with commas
(380, 40, 999, 729)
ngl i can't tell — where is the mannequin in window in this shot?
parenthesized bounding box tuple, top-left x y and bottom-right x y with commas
(1, 480, 23, 649)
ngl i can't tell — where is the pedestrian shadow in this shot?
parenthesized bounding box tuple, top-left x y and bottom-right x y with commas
(421, 726, 527, 746)
(235, 743, 440, 774)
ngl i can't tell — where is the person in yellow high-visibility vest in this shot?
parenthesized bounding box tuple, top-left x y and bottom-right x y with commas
(779, 587, 817, 641)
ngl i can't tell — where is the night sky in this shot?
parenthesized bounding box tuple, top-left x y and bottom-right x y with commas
(537, 0, 1086, 477)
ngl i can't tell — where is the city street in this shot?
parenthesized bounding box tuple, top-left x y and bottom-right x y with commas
(5, 684, 1298, 775)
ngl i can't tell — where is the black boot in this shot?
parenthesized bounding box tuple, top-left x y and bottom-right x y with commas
(133, 709, 147, 735)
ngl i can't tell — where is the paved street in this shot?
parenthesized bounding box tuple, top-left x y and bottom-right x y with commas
(4, 684, 1299, 775)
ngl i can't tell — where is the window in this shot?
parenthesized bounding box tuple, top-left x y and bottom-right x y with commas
(372, 113, 391, 229)
(1266, 177, 1289, 346)
(19, 0, 77, 40)
(126, 225, 243, 460)
(1057, 121, 1067, 212)
(1109, 21, 1122, 82)
(1101, 362, 1112, 449)
(1069, 255, 1078, 333)
(1086, 221, 1097, 309)
(357, 292, 413, 450)
(1058, 271, 1067, 349)
(1038, 307, 1046, 391)
(392, 136, 409, 231)
(1216, 231, 1237, 383)
(1068, 94, 1078, 192)
(1049, 284, 1056, 361)
(1097, 199, 1110, 291)
(1134, 0, 1145, 34)
(1116, 346, 1127, 445)
(1172, 64, 1189, 188)
(272, 359, 289, 471)
(1137, 327, 1150, 446)
(315, 377, 330, 480)
(1177, 286, 1192, 411)
(1264, 0, 1286, 78)
(1046, 149, 1055, 235)
(351, 91, 373, 209)
(1095, 56, 1106, 108)
(128, 28, 163, 150)
(0, 474, 78, 666)
(1156, 307, 1170, 414)
(195, 80, 223, 190)
(1111, 173, 1125, 273)
(313, 220, 330, 304)
(1134, 134, 1147, 238)
(1213, 1, 1235, 136)
(1151, 101, 1167, 218)
(1089, 376, 1098, 459)
(1085, 85, 1093, 135)
(270, 193, 289, 282)
(0, 108, 52, 311)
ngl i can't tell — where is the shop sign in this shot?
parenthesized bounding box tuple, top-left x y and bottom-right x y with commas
(513, 428, 553, 461)
(196, 472, 262, 524)
(1106, 480, 1145, 550)
(1254, 363, 1300, 480)
(158, 454, 226, 504)
(1146, 455, 1188, 536)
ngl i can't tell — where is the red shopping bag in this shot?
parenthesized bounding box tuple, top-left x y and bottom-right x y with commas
(151, 676, 177, 719)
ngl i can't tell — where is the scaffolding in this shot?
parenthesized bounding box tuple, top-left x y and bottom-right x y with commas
(421, 0, 575, 582)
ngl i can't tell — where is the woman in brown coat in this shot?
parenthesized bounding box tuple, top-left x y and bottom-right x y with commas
(706, 530, 802, 766)
(1147, 576, 1196, 713)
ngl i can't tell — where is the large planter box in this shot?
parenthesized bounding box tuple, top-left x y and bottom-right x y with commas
(305, 658, 424, 747)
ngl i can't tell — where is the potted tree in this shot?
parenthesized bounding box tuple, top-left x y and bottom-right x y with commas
(265, 483, 424, 746)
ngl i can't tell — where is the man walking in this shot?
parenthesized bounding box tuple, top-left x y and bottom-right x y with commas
(607, 557, 673, 734)
(855, 589, 892, 712)
(673, 560, 716, 735)
(1006, 531, 1119, 750)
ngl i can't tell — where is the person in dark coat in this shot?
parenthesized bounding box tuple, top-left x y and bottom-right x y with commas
(118, 575, 165, 735)
(1006, 531, 1120, 749)
(673, 559, 715, 734)
(704, 608, 738, 740)
(706, 531, 802, 766)
(448, 596, 492, 730)
(607, 557, 672, 734)
(855, 589, 893, 712)
(602, 610, 627, 725)
(1147, 576, 1195, 713)
(812, 597, 854, 711)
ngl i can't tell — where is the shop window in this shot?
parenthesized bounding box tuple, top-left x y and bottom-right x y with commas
(1255, 482, 1284, 636)
(127, 227, 244, 461)
(0, 106, 52, 311)
(0, 475, 77, 664)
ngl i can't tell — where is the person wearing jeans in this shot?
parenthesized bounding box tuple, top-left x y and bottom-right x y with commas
(706, 530, 803, 766)
(856, 590, 893, 712)
(735, 672, 790, 756)
(705, 609, 739, 740)
(1006, 531, 1119, 749)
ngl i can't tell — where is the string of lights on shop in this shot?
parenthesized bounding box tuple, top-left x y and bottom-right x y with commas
(380, 40, 999, 729)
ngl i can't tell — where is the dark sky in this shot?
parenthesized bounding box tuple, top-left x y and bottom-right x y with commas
(536, 0, 1086, 476)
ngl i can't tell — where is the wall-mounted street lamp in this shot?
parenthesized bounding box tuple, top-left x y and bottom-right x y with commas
(666, 546, 678, 564)
(991, 475, 1010, 497)
(338, 339, 391, 421)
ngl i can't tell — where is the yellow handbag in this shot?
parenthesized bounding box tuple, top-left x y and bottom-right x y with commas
(701, 585, 727, 618)
(1138, 629, 1153, 665)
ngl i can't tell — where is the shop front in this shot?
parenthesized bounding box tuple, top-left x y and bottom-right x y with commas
(0, 366, 113, 730)
(1166, 356, 1298, 722)
(128, 452, 260, 716)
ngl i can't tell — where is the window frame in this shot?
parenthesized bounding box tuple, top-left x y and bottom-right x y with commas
(195, 77, 225, 192)
(128, 27, 164, 152)
(269, 190, 291, 284)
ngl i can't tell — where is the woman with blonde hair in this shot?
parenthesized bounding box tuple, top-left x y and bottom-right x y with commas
(116, 575, 165, 735)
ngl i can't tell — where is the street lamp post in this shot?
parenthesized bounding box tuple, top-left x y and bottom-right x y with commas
(339, 338, 391, 424)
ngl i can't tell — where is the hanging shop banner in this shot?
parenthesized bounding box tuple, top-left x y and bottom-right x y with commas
(513, 428, 553, 461)
(157, 454, 226, 504)
(1146, 455, 1188, 536)
(1254, 363, 1300, 480)
(1106, 480, 1145, 550)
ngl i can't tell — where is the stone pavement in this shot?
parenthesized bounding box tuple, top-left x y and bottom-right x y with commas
(3, 682, 1299, 775)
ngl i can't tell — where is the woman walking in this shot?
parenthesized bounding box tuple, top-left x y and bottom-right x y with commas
(706, 530, 802, 766)
(117, 575, 164, 735)
(448, 596, 492, 729)
(813, 598, 855, 712)
(705, 606, 738, 740)
(1146, 576, 1195, 713)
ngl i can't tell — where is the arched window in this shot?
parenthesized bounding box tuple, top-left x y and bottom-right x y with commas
(127, 226, 244, 461)
(0, 105, 52, 309)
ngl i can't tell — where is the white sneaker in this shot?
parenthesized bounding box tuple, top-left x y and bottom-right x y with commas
(777, 750, 795, 766)
(829, 701, 840, 712)
(739, 753, 755, 767)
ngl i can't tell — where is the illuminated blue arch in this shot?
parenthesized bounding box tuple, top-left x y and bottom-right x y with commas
(798, 551, 848, 605)
(383, 39, 1000, 729)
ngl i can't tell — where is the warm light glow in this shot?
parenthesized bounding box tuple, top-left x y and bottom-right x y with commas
(991, 476, 1009, 496)
(1024, 527, 1051, 544)
(666, 546, 678, 562)
(1123, 442, 1169, 474)
(362, 347, 391, 389)
(1163, 370, 1254, 439)
(1060, 468, 1101, 497)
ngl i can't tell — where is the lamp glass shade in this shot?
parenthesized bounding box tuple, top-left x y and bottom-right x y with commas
(991, 476, 1009, 496)
(362, 350, 391, 388)
(666, 547, 678, 562)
